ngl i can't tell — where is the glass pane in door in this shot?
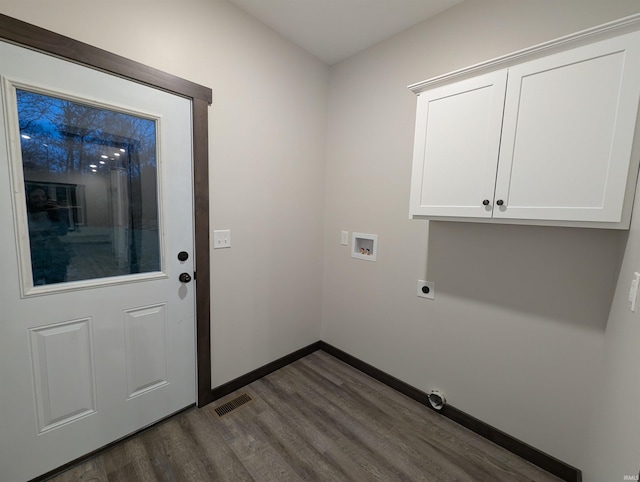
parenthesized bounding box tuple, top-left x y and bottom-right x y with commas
(17, 89, 160, 286)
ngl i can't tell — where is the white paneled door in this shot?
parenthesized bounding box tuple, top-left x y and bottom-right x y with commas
(0, 41, 196, 481)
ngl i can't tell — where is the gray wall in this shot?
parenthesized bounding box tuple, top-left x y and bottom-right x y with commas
(320, 1, 640, 479)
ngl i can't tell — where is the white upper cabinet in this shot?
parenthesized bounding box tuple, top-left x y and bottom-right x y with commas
(495, 32, 640, 223)
(410, 71, 506, 218)
(409, 23, 640, 228)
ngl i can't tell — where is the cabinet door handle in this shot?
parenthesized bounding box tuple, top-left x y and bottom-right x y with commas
(496, 199, 504, 206)
(482, 199, 490, 206)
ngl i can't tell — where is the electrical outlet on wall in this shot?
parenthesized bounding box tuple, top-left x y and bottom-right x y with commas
(417, 280, 435, 300)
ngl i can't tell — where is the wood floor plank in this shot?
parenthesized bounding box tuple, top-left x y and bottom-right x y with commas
(258, 374, 409, 480)
(145, 418, 214, 481)
(47, 351, 563, 482)
(181, 407, 254, 481)
(251, 379, 401, 481)
(253, 402, 350, 480)
(249, 380, 372, 479)
(309, 350, 557, 480)
(47, 458, 107, 482)
(279, 363, 438, 480)
(117, 437, 163, 482)
(212, 398, 302, 481)
(105, 463, 142, 482)
(132, 425, 181, 481)
(281, 358, 481, 481)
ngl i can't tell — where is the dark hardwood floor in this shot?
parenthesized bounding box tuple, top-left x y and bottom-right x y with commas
(49, 351, 561, 481)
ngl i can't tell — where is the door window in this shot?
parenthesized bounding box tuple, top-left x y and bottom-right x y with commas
(15, 89, 161, 286)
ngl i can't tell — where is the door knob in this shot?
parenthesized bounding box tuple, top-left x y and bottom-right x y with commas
(482, 199, 490, 206)
(179, 272, 192, 283)
(496, 199, 504, 206)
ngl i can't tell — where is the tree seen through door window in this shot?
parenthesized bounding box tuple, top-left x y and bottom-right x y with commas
(16, 89, 161, 285)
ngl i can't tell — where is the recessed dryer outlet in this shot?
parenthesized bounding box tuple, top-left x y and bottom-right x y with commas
(417, 280, 435, 300)
(352, 232, 377, 261)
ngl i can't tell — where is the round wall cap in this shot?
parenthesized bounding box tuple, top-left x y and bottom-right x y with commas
(428, 389, 446, 410)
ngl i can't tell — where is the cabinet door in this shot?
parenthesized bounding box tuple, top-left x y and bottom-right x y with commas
(494, 31, 640, 222)
(409, 70, 507, 218)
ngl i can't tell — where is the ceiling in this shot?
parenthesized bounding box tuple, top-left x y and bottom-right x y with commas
(227, 0, 464, 65)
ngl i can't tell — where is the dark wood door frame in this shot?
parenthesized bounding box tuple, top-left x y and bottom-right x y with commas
(0, 14, 214, 407)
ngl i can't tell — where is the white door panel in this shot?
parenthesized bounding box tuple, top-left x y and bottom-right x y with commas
(124, 304, 170, 398)
(0, 40, 195, 481)
(29, 318, 97, 433)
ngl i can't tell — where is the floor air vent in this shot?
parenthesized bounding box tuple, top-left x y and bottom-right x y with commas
(214, 393, 253, 417)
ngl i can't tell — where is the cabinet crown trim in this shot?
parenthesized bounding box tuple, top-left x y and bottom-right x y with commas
(408, 13, 640, 94)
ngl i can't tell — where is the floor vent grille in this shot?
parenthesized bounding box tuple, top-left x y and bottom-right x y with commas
(214, 393, 253, 417)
